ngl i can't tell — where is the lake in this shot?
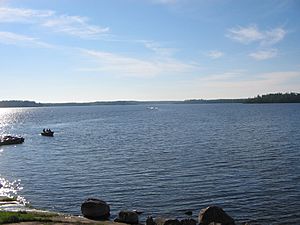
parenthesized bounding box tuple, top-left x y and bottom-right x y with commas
(0, 104, 299, 224)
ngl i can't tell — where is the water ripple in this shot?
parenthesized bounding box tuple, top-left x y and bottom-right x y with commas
(0, 104, 300, 224)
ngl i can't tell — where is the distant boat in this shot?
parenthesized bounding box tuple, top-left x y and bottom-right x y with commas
(147, 106, 158, 110)
(41, 129, 54, 137)
(0, 135, 24, 146)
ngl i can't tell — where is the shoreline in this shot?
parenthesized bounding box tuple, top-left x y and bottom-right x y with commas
(0, 197, 125, 224)
(0, 197, 246, 225)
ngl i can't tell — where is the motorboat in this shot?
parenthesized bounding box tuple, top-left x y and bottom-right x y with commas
(0, 135, 24, 146)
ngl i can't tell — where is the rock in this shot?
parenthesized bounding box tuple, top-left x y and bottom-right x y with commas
(146, 216, 157, 225)
(81, 198, 110, 220)
(133, 209, 143, 215)
(164, 219, 181, 225)
(117, 210, 139, 224)
(181, 218, 197, 225)
(184, 211, 193, 216)
(114, 218, 122, 222)
(198, 206, 235, 225)
(155, 217, 166, 225)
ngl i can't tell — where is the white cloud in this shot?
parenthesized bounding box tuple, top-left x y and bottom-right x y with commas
(249, 49, 278, 60)
(0, 31, 54, 48)
(0, 7, 109, 39)
(0, 7, 54, 23)
(80, 49, 198, 78)
(140, 40, 177, 57)
(42, 15, 109, 39)
(227, 25, 263, 44)
(207, 50, 224, 59)
(227, 25, 286, 46)
(227, 25, 286, 61)
(263, 28, 286, 45)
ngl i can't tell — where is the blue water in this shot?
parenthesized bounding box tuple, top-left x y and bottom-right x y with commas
(0, 104, 300, 224)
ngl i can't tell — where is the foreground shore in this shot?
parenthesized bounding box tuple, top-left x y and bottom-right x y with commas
(0, 211, 127, 225)
(0, 196, 124, 225)
(0, 196, 242, 225)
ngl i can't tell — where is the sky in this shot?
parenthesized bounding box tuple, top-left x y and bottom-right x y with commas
(0, 0, 299, 102)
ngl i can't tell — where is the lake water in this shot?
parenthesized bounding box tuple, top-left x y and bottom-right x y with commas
(0, 104, 299, 224)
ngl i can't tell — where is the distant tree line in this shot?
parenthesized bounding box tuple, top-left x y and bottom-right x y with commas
(1, 93, 299, 107)
(0, 100, 43, 108)
(245, 92, 300, 103)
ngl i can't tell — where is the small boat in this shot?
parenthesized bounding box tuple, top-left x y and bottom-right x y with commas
(147, 106, 158, 110)
(0, 135, 24, 146)
(41, 129, 54, 137)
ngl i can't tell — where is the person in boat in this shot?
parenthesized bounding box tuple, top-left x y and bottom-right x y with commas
(43, 129, 52, 133)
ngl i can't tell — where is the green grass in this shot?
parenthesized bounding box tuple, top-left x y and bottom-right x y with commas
(0, 211, 56, 224)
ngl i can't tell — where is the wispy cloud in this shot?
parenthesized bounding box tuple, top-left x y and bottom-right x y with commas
(227, 25, 286, 46)
(139, 40, 177, 57)
(0, 7, 109, 39)
(227, 24, 286, 61)
(42, 15, 109, 39)
(262, 28, 286, 45)
(249, 49, 278, 60)
(80, 49, 198, 78)
(0, 7, 54, 23)
(207, 50, 224, 59)
(0, 31, 54, 48)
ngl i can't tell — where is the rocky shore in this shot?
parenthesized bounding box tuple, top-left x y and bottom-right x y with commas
(1, 196, 248, 225)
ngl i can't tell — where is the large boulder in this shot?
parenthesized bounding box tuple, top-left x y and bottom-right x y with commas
(198, 206, 235, 225)
(81, 198, 110, 220)
(115, 211, 139, 224)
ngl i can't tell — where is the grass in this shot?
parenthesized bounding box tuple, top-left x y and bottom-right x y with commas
(0, 211, 57, 224)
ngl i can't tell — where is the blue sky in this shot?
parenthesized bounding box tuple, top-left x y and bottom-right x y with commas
(0, 0, 299, 102)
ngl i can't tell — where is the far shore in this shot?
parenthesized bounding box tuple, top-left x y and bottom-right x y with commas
(1, 93, 300, 108)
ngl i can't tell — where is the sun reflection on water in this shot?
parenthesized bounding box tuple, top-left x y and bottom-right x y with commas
(0, 108, 15, 135)
(0, 108, 28, 205)
(0, 177, 27, 205)
(0, 108, 28, 136)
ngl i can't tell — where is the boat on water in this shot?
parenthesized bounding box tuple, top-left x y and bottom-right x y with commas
(147, 106, 159, 110)
(41, 129, 54, 137)
(0, 135, 24, 146)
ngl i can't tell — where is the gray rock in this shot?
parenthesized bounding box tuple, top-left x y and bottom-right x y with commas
(181, 218, 197, 225)
(184, 211, 193, 216)
(198, 206, 235, 225)
(117, 210, 139, 224)
(146, 216, 157, 225)
(81, 198, 110, 219)
(164, 219, 181, 225)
